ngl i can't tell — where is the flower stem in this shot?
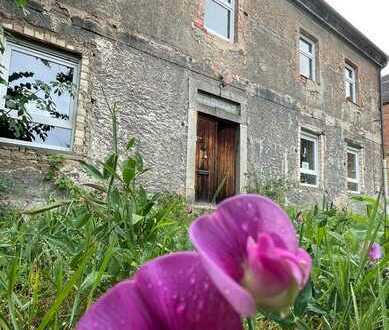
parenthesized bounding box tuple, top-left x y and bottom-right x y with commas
(246, 317, 255, 330)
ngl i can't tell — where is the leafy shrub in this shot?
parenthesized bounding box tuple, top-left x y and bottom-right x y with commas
(247, 172, 295, 206)
(0, 103, 193, 329)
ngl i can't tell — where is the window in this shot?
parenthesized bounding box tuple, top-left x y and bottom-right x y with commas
(300, 132, 319, 186)
(204, 0, 235, 41)
(299, 36, 315, 80)
(345, 63, 357, 103)
(0, 39, 79, 151)
(346, 147, 360, 192)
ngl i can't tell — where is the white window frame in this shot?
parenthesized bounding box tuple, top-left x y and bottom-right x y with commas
(300, 131, 319, 187)
(346, 146, 360, 193)
(345, 63, 357, 103)
(204, 0, 235, 42)
(299, 35, 316, 81)
(0, 38, 79, 151)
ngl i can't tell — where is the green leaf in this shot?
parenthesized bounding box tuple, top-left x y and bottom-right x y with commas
(79, 160, 104, 180)
(102, 153, 117, 179)
(127, 137, 135, 150)
(23, 200, 72, 215)
(37, 246, 95, 330)
(294, 280, 313, 316)
(87, 246, 115, 308)
(132, 214, 144, 225)
(15, 0, 29, 8)
(122, 159, 136, 186)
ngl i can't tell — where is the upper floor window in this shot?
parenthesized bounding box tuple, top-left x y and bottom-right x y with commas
(299, 36, 316, 80)
(346, 146, 360, 192)
(300, 131, 319, 186)
(204, 0, 235, 41)
(0, 39, 79, 151)
(345, 63, 357, 103)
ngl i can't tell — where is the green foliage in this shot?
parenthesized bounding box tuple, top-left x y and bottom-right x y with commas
(247, 172, 295, 206)
(0, 103, 193, 329)
(256, 195, 388, 330)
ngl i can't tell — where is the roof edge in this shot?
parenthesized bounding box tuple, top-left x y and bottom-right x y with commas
(289, 0, 388, 68)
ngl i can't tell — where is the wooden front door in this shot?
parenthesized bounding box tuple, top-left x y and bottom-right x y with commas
(195, 114, 237, 203)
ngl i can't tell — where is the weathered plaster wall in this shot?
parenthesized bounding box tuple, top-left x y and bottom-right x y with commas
(0, 0, 383, 207)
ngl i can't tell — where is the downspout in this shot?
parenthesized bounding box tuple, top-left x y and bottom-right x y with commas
(378, 68, 388, 242)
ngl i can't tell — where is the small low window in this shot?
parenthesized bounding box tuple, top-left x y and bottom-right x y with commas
(300, 131, 319, 186)
(0, 39, 79, 151)
(347, 146, 360, 192)
(299, 36, 315, 80)
(204, 0, 235, 41)
(345, 63, 357, 103)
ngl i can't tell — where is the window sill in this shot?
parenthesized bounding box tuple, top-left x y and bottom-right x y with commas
(204, 27, 234, 44)
(345, 98, 361, 108)
(347, 190, 361, 195)
(299, 182, 320, 189)
(0, 137, 74, 155)
(298, 75, 320, 87)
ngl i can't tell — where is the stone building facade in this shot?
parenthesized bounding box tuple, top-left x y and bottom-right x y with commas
(0, 0, 387, 207)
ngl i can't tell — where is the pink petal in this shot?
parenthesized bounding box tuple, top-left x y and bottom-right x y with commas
(77, 280, 156, 330)
(189, 194, 298, 316)
(77, 252, 242, 330)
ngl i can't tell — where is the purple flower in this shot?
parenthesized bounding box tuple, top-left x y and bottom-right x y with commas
(189, 194, 312, 317)
(77, 252, 242, 330)
(368, 243, 383, 262)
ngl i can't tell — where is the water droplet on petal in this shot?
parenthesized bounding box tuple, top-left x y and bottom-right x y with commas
(241, 222, 249, 232)
(176, 303, 186, 314)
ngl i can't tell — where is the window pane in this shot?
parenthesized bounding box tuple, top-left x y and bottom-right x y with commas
(299, 54, 312, 78)
(347, 152, 357, 179)
(345, 81, 353, 98)
(0, 118, 72, 148)
(347, 181, 358, 192)
(204, 0, 231, 38)
(6, 48, 75, 119)
(345, 67, 353, 79)
(301, 138, 315, 171)
(301, 173, 317, 185)
(34, 126, 72, 148)
(1, 43, 77, 149)
(299, 38, 312, 54)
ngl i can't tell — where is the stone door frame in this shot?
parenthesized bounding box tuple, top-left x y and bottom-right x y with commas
(185, 75, 248, 204)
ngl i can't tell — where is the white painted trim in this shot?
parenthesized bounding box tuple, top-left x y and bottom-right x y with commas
(204, 0, 235, 42)
(346, 146, 360, 193)
(299, 35, 316, 81)
(299, 130, 319, 187)
(344, 63, 357, 103)
(0, 38, 80, 151)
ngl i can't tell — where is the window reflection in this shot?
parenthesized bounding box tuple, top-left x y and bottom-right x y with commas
(0, 41, 78, 150)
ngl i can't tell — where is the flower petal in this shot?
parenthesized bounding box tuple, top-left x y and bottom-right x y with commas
(77, 280, 156, 330)
(189, 194, 298, 316)
(77, 252, 242, 330)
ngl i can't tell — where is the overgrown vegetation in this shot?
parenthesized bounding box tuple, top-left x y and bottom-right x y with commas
(247, 172, 295, 206)
(0, 108, 387, 329)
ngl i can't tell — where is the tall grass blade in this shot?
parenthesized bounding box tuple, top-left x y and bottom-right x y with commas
(37, 246, 95, 330)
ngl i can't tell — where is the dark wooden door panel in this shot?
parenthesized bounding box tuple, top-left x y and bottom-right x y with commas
(216, 125, 236, 202)
(195, 115, 217, 202)
(195, 113, 237, 203)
